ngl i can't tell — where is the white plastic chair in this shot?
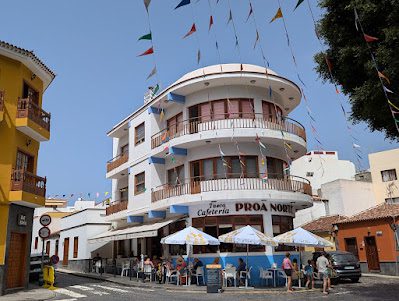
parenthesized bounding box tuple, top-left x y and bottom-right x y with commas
(260, 269, 273, 286)
(121, 262, 130, 277)
(166, 267, 179, 285)
(223, 267, 237, 287)
(277, 269, 288, 287)
(195, 266, 205, 285)
(240, 266, 252, 286)
(143, 264, 153, 282)
(179, 269, 190, 286)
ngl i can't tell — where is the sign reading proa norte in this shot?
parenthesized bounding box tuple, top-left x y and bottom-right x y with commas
(190, 201, 294, 218)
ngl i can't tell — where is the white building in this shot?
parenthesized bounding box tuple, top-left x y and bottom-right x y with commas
(294, 179, 377, 227)
(97, 64, 312, 285)
(290, 150, 356, 194)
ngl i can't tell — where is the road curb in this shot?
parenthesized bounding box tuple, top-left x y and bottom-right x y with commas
(362, 273, 399, 279)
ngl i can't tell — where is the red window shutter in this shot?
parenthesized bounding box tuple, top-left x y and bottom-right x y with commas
(228, 99, 240, 118)
(262, 101, 271, 121)
(241, 100, 254, 119)
(212, 100, 225, 120)
(200, 103, 211, 122)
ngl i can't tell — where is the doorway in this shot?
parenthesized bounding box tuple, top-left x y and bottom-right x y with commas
(344, 237, 359, 260)
(63, 238, 70, 266)
(6, 232, 27, 289)
(188, 105, 199, 133)
(190, 161, 201, 194)
(364, 236, 380, 271)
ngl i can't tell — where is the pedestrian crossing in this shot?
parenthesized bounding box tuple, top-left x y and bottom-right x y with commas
(54, 283, 154, 300)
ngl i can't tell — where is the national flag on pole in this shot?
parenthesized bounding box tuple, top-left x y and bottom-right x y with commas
(183, 23, 196, 38)
(175, 0, 190, 9)
(363, 34, 378, 42)
(138, 47, 154, 56)
(138, 32, 152, 41)
(270, 7, 283, 23)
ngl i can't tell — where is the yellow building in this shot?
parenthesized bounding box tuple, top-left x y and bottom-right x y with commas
(0, 40, 55, 294)
(369, 148, 399, 204)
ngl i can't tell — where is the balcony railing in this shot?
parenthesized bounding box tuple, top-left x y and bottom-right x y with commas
(0, 91, 4, 112)
(106, 151, 128, 173)
(11, 169, 46, 197)
(106, 200, 128, 216)
(17, 98, 51, 131)
(151, 113, 306, 149)
(151, 174, 311, 203)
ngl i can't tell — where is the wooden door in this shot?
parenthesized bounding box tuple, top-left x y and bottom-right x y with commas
(364, 236, 380, 271)
(190, 161, 201, 194)
(345, 237, 359, 259)
(6, 232, 27, 289)
(63, 238, 69, 266)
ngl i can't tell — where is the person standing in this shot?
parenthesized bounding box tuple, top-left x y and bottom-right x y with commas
(282, 253, 294, 292)
(304, 260, 315, 289)
(316, 252, 330, 295)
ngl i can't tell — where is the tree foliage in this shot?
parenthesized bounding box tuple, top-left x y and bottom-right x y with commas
(315, 0, 399, 140)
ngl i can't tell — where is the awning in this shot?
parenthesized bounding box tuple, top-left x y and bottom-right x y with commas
(88, 218, 180, 244)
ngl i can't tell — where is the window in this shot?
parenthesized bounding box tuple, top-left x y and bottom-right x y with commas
(46, 241, 50, 255)
(381, 169, 397, 182)
(262, 101, 282, 122)
(272, 215, 294, 251)
(306, 172, 314, 177)
(135, 122, 145, 145)
(34, 237, 38, 249)
(385, 197, 399, 204)
(121, 144, 129, 155)
(167, 113, 183, 138)
(168, 165, 185, 186)
(55, 240, 59, 257)
(73, 237, 79, 258)
(135, 172, 145, 195)
(344, 237, 359, 259)
(16, 150, 34, 172)
(267, 157, 284, 179)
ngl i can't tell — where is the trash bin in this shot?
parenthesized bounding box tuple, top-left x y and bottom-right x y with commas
(206, 264, 222, 293)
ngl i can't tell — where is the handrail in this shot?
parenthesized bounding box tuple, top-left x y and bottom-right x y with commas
(10, 169, 46, 197)
(106, 199, 128, 215)
(151, 113, 306, 149)
(151, 174, 312, 202)
(106, 151, 129, 172)
(17, 98, 51, 131)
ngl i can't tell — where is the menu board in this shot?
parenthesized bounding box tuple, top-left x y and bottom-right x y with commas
(206, 264, 222, 293)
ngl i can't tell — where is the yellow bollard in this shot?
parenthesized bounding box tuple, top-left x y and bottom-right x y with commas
(43, 265, 57, 290)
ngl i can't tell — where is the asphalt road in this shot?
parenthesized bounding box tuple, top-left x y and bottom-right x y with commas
(52, 273, 399, 301)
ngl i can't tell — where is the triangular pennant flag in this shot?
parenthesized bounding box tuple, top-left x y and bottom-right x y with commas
(153, 83, 160, 95)
(354, 7, 359, 31)
(227, 9, 233, 24)
(378, 71, 390, 84)
(209, 15, 214, 31)
(294, 0, 304, 11)
(218, 144, 226, 157)
(197, 49, 201, 64)
(175, 0, 190, 9)
(388, 100, 399, 111)
(138, 47, 154, 56)
(159, 109, 165, 121)
(383, 85, 393, 94)
(146, 66, 157, 80)
(363, 33, 378, 42)
(259, 141, 267, 149)
(144, 0, 151, 12)
(138, 32, 152, 41)
(253, 30, 259, 49)
(183, 23, 196, 38)
(353, 143, 361, 148)
(245, 3, 253, 22)
(270, 7, 283, 23)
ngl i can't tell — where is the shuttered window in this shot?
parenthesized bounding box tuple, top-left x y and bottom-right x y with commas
(200, 103, 211, 122)
(135, 122, 145, 145)
(73, 237, 78, 258)
(135, 172, 145, 195)
(212, 100, 225, 120)
(203, 159, 214, 180)
(262, 101, 282, 122)
(241, 100, 254, 119)
(227, 99, 240, 118)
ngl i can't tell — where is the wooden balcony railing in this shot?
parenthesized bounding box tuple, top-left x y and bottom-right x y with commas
(106, 200, 128, 216)
(10, 169, 46, 197)
(151, 113, 306, 149)
(0, 91, 4, 112)
(151, 174, 311, 203)
(17, 98, 51, 131)
(106, 151, 128, 173)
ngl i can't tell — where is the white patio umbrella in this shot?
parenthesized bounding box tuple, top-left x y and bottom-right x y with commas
(218, 225, 278, 288)
(274, 227, 334, 287)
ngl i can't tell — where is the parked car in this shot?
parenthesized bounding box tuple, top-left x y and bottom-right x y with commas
(29, 253, 50, 282)
(313, 251, 361, 283)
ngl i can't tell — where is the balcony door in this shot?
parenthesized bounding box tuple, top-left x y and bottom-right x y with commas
(23, 82, 39, 105)
(16, 150, 34, 173)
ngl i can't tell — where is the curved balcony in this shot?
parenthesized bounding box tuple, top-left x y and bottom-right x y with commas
(151, 114, 306, 150)
(151, 174, 311, 204)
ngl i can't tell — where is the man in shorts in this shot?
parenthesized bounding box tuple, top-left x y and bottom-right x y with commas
(316, 252, 329, 295)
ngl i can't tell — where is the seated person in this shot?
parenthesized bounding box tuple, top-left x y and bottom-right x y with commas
(176, 256, 187, 271)
(144, 257, 154, 268)
(236, 258, 246, 286)
(191, 258, 204, 285)
(212, 257, 221, 265)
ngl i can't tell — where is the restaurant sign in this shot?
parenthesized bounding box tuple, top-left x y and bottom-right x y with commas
(189, 201, 295, 218)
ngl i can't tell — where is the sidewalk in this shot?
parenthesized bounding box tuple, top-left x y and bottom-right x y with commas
(362, 273, 399, 279)
(56, 268, 291, 293)
(0, 287, 55, 301)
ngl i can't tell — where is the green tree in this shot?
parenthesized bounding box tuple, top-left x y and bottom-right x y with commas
(314, 0, 399, 140)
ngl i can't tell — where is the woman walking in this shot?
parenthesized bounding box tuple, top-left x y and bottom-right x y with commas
(282, 252, 294, 292)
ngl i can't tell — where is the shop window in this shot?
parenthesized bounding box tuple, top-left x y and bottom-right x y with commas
(381, 169, 397, 182)
(272, 215, 294, 252)
(168, 165, 185, 186)
(135, 122, 145, 146)
(135, 172, 145, 195)
(73, 237, 79, 258)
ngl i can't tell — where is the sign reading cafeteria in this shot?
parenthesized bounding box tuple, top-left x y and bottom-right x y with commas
(189, 201, 295, 218)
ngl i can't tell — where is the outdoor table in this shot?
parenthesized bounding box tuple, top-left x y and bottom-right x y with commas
(267, 268, 282, 287)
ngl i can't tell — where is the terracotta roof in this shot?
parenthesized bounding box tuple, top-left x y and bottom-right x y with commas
(0, 40, 55, 88)
(302, 215, 347, 233)
(336, 203, 399, 224)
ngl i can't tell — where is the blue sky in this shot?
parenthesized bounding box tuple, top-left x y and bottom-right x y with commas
(1, 0, 397, 201)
